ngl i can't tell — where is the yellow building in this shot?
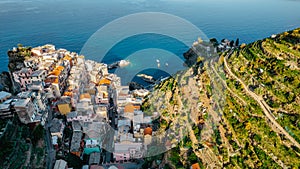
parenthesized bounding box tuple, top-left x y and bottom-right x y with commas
(57, 103, 71, 115)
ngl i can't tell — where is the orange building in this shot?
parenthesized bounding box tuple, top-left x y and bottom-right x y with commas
(98, 78, 111, 86)
(124, 103, 135, 113)
(191, 163, 200, 169)
(63, 55, 73, 67)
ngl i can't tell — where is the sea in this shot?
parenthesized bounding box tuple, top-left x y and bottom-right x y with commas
(1, 0, 300, 85)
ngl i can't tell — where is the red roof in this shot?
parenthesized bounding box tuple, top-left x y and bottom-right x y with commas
(144, 127, 153, 135)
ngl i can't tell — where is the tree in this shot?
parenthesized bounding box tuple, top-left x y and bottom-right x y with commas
(31, 124, 44, 146)
(235, 38, 239, 46)
(66, 153, 83, 169)
(210, 38, 218, 47)
(187, 152, 198, 164)
(230, 40, 235, 47)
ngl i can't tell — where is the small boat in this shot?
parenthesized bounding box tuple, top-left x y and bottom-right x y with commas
(165, 63, 168, 67)
(119, 60, 130, 67)
(156, 59, 160, 63)
(107, 60, 130, 70)
(137, 74, 156, 83)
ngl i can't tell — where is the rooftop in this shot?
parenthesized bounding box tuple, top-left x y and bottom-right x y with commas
(67, 111, 78, 119)
(0, 91, 12, 101)
(89, 165, 104, 169)
(70, 131, 82, 152)
(50, 118, 64, 133)
(191, 163, 201, 169)
(118, 119, 131, 128)
(72, 120, 82, 131)
(98, 78, 111, 85)
(31, 69, 46, 77)
(13, 98, 31, 108)
(124, 104, 134, 113)
(114, 142, 142, 153)
(144, 127, 152, 136)
(53, 160, 67, 169)
(19, 67, 32, 74)
(80, 93, 91, 100)
(0, 102, 11, 110)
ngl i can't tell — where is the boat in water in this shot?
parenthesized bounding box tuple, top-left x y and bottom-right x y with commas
(108, 60, 130, 70)
(119, 60, 130, 67)
(137, 74, 156, 83)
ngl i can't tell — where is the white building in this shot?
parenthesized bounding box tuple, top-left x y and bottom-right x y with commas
(14, 98, 37, 124)
(30, 69, 47, 82)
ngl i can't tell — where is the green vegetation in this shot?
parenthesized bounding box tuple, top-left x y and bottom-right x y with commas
(66, 153, 83, 169)
(143, 28, 300, 168)
(0, 123, 29, 168)
(7, 44, 32, 72)
(220, 28, 300, 168)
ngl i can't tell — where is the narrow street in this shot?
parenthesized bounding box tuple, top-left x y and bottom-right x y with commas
(45, 105, 55, 169)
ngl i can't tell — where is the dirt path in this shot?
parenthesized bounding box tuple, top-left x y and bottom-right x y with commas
(224, 51, 300, 149)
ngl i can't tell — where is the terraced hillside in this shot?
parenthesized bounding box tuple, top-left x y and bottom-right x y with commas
(143, 28, 300, 168)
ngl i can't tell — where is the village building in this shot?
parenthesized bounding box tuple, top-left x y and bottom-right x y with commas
(50, 118, 65, 138)
(53, 159, 68, 169)
(14, 98, 37, 124)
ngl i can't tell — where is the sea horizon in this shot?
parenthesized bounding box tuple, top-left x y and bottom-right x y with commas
(1, 0, 300, 73)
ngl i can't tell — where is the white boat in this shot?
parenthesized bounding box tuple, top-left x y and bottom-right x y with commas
(119, 60, 130, 67)
(156, 59, 160, 63)
(137, 74, 156, 83)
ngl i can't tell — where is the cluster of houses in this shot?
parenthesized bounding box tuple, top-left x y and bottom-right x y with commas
(56, 58, 156, 166)
(0, 44, 160, 168)
(1, 44, 95, 126)
(1, 44, 77, 126)
(0, 43, 206, 169)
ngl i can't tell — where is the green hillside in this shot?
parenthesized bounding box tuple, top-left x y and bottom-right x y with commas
(143, 28, 300, 168)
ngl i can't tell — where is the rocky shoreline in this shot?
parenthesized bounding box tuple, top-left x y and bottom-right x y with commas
(0, 71, 13, 93)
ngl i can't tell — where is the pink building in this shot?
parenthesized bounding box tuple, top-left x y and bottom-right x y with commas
(113, 142, 143, 162)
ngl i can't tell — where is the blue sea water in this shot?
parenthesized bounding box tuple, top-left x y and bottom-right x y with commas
(1, 0, 300, 84)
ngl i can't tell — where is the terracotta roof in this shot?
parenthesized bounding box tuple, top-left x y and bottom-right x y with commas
(55, 66, 64, 71)
(144, 127, 152, 135)
(53, 77, 59, 84)
(63, 92, 73, 97)
(133, 104, 141, 110)
(63, 55, 72, 61)
(80, 93, 91, 100)
(124, 103, 134, 113)
(44, 78, 52, 83)
(98, 78, 111, 85)
(49, 70, 61, 76)
(191, 163, 200, 169)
